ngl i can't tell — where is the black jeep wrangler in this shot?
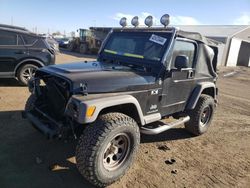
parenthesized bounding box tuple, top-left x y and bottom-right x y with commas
(24, 15, 218, 187)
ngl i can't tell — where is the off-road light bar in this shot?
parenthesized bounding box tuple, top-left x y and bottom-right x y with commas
(119, 17, 127, 27)
(131, 16, 139, 27)
(120, 14, 170, 27)
(160, 14, 170, 27)
(144, 15, 153, 27)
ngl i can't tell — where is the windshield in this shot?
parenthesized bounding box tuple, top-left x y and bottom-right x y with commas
(61, 38, 69, 41)
(102, 31, 172, 62)
(80, 30, 91, 37)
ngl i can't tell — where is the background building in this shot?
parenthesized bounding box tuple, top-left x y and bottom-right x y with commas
(177, 25, 250, 67)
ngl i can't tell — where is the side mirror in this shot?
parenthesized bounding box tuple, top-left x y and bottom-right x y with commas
(174, 55, 189, 70)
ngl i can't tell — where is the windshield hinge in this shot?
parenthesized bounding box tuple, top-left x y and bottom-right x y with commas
(80, 83, 88, 95)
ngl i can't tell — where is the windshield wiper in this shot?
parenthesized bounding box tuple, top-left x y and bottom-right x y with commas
(118, 62, 147, 72)
(100, 57, 148, 72)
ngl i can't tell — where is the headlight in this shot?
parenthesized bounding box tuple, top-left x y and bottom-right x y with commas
(68, 101, 79, 118)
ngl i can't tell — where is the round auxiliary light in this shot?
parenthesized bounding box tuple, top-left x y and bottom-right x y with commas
(144, 15, 153, 27)
(160, 14, 170, 27)
(131, 16, 139, 27)
(119, 17, 127, 27)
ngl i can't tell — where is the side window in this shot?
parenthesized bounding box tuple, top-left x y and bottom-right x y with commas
(0, 31, 17, 45)
(17, 35, 24, 45)
(22, 35, 37, 45)
(171, 40, 196, 68)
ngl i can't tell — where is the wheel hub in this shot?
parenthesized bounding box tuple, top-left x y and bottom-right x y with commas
(103, 133, 130, 171)
(200, 106, 211, 127)
(22, 67, 36, 81)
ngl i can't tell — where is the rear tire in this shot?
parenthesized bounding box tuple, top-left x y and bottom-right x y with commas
(76, 112, 140, 187)
(17, 64, 38, 85)
(185, 94, 215, 135)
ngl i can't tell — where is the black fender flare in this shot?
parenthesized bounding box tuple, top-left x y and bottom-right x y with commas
(66, 95, 146, 125)
(186, 82, 216, 110)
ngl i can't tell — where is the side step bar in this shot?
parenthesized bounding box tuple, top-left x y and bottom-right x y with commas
(140, 116, 190, 135)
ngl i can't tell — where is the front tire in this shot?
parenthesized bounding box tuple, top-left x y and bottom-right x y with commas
(185, 94, 215, 135)
(76, 112, 140, 187)
(25, 94, 37, 112)
(17, 64, 38, 85)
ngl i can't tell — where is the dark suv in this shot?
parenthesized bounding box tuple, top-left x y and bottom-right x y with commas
(0, 24, 55, 85)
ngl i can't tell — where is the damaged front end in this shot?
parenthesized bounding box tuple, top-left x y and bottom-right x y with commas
(25, 71, 79, 139)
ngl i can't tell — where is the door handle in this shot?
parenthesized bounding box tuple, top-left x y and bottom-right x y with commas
(187, 70, 194, 79)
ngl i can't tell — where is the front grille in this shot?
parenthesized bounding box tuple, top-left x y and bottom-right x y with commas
(46, 82, 66, 118)
(39, 76, 70, 120)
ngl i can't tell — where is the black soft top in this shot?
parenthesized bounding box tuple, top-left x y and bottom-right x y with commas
(177, 30, 219, 47)
(108, 27, 218, 47)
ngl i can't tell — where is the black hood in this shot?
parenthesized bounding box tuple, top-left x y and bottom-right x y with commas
(39, 61, 157, 93)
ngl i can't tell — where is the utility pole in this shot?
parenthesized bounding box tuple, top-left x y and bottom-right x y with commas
(11, 16, 13, 25)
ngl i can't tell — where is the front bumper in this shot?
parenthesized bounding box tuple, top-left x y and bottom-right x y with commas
(26, 112, 58, 138)
(24, 108, 62, 138)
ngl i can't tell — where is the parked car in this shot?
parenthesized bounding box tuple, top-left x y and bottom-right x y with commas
(47, 38, 59, 52)
(56, 37, 70, 48)
(0, 24, 56, 85)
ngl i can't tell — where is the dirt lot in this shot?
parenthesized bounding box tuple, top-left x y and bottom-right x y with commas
(0, 50, 249, 188)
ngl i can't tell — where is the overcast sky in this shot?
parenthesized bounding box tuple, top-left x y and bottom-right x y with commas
(0, 0, 249, 34)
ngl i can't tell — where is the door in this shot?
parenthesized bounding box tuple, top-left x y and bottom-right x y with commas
(0, 30, 27, 77)
(161, 39, 197, 115)
(237, 41, 250, 67)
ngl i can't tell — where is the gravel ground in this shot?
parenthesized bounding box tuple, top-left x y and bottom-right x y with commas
(0, 51, 249, 188)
